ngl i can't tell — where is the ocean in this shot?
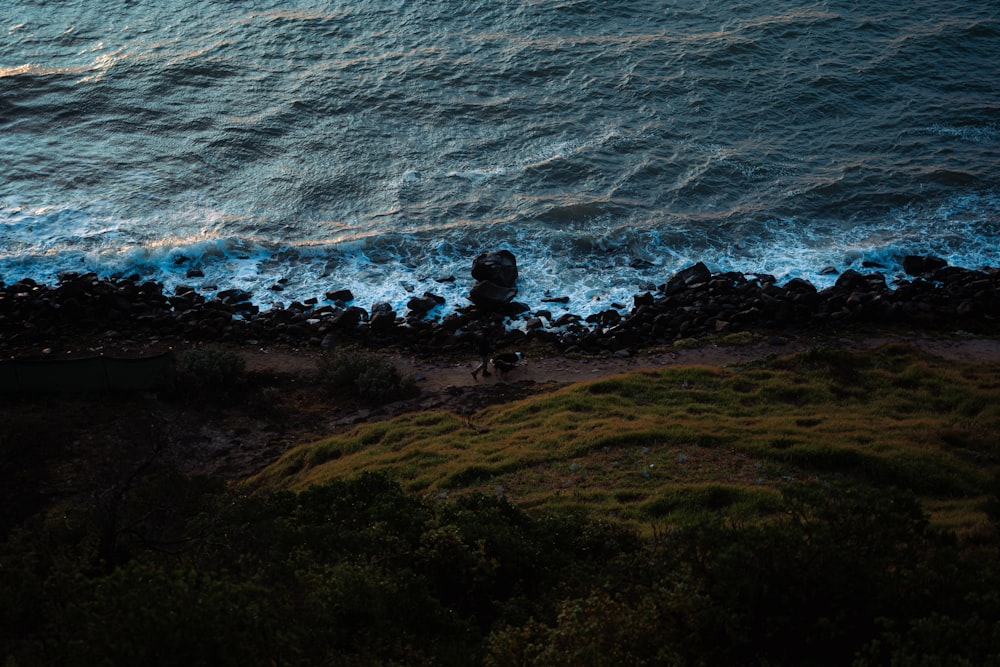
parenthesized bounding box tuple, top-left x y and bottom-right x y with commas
(2, 0, 998, 318)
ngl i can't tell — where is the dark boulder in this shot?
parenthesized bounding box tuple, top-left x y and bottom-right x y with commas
(835, 270, 885, 292)
(585, 309, 622, 328)
(504, 301, 531, 315)
(55, 273, 92, 298)
(553, 313, 582, 327)
(331, 306, 369, 329)
(784, 277, 817, 294)
(472, 250, 518, 288)
(370, 309, 397, 332)
(661, 262, 711, 295)
(633, 291, 655, 307)
(217, 288, 252, 304)
(903, 255, 948, 276)
(468, 280, 518, 312)
(932, 266, 982, 285)
(407, 295, 439, 314)
(325, 289, 354, 303)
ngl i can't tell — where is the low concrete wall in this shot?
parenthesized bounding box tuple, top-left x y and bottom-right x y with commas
(0, 352, 176, 393)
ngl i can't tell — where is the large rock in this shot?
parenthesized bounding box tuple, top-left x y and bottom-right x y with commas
(472, 250, 518, 288)
(325, 288, 354, 303)
(469, 280, 518, 312)
(217, 288, 252, 304)
(370, 309, 397, 332)
(784, 277, 817, 294)
(835, 269, 886, 292)
(903, 255, 948, 276)
(661, 262, 711, 295)
(407, 294, 439, 314)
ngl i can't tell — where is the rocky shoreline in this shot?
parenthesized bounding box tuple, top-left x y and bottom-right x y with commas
(1, 252, 998, 359)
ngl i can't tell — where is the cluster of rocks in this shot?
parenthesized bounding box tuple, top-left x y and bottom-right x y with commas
(547, 257, 999, 354)
(1, 252, 997, 358)
(468, 249, 527, 315)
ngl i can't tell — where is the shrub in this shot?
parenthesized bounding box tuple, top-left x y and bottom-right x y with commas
(177, 345, 245, 388)
(717, 331, 755, 346)
(320, 347, 418, 403)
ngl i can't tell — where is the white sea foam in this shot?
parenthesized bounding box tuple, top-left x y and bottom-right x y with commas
(2, 191, 998, 321)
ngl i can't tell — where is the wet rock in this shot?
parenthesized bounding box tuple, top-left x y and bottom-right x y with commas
(3, 257, 999, 360)
(903, 255, 948, 276)
(553, 313, 581, 327)
(468, 280, 518, 312)
(407, 295, 438, 314)
(633, 292, 655, 308)
(661, 262, 711, 295)
(585, 309, 622, 328)
(440, 313, 468, 332)
(330, 306, 368, 329)
(217, 289, 252, 304)
(325, 289, 354, 303)
(834, 270, 885, 292)
(784, 278, 817, 294)
(472, 249, 518, 287)
(370, 310, 398, 332)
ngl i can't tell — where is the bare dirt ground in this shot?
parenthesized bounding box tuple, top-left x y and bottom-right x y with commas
(242, 333, 1000, 396)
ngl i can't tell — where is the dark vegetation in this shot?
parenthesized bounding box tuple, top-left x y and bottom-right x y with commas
(3, 344, 1000, 665)
(2, 472, 999, 666)
(319, 346, 419, 403)
(176, 344, 246, 389)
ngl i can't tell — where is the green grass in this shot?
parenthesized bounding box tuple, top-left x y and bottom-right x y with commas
(244, 344, 1000, 535)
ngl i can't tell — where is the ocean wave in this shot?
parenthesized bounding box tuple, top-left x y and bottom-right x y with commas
(4, 0, 999, 320)
(3, 192, 998, 320)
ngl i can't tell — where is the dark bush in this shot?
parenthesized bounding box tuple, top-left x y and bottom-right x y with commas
(4, 472, 999, 667)
(177, 345, 245, 389)
(319, 346, 418, 403)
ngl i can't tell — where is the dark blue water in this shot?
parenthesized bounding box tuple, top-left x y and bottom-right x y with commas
(2, 1, 998, 317)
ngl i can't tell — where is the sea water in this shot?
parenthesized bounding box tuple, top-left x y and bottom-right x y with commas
(2, 0, 998, 317)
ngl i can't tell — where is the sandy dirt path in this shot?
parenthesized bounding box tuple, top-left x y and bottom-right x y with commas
(242, 335, 1000, 394)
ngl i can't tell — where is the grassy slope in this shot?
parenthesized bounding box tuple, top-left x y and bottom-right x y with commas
(245, 343, 1000, 537)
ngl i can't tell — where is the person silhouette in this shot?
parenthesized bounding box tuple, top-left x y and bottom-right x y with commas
(471, 329, 492, 379)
